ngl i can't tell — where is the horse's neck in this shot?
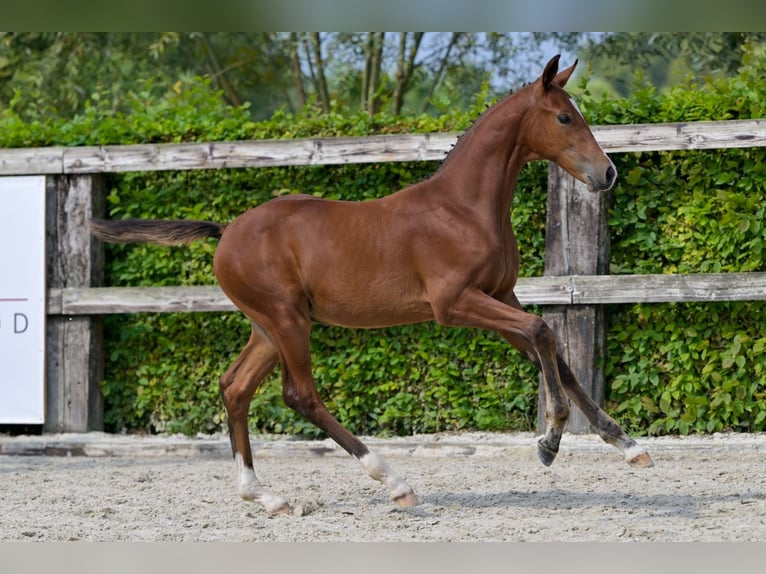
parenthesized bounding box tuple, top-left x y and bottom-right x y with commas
(432, 102, 528, 222)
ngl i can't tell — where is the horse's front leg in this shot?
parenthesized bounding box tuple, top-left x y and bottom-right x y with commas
(433, 288, 570, 465)
(496, 290, 653, 467)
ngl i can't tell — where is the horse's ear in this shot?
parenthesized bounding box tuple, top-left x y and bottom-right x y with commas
(554, 59, 578, 88)
(542, 54, 561, 91)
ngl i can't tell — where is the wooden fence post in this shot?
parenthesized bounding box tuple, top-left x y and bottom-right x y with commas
(538, 164, 610, 434)
(45, 175, 105, 432)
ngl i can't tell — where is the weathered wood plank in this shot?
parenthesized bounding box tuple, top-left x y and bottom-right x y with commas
(0, 147, 63, 174)
(45, 175, 105, 433)
(572, 272, 766, 304)
(210, 133, 456, 168)
(514, 276, 573, 305)
(45, 279, 570, 315)
(64, 143, 218, 173)
(60, 134, 457, 174)
(45, 272, 766, 316)
(51, 285, 237, 315)
(46, 279, 570, 315)
(594, 119, 766, 152)
(2, 119, 764, 176)
(207, 139, 316, 169)
(541, 168, 610, 433)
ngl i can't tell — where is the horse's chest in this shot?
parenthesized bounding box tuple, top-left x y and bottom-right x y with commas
(476, 234, 518, 295)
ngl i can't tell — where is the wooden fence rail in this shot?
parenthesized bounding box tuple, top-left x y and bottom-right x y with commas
(2, 118, 765, 433)
(46, 272, 766, 315)
(2, 119, 764, 175)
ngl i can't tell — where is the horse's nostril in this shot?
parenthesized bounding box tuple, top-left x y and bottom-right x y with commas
(606, 165, 616, 185)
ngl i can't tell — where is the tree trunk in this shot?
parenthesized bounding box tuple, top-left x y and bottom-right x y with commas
(197, 32, 242, 108)
(366, 32, 385, 115)
(289, 32, 306, 109)
(392, 32, 424, 115)
(310, 32, 331, 113)
(366, 32, 373, 110)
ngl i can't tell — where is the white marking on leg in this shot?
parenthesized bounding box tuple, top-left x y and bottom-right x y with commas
(624, 442, 648, 462)
(234, 453, 289, 513)
(359, 450, 415, 503)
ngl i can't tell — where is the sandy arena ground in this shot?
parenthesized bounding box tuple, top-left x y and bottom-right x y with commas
(0, 431, 764, 542)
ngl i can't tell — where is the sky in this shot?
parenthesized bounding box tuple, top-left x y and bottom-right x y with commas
(2, 0, 765, 31)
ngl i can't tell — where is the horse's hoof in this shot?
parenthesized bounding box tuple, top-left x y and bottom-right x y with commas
(257, 492, 292, 515)
(266, 501, 293, 515)
(536, 439, 558, 467)
(393, 490, 419, 508)
(627, 451, 654, 468)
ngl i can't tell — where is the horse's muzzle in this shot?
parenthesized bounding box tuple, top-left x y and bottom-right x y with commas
(587, 164, 617, 193)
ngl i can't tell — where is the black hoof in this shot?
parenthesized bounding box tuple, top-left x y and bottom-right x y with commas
(537, 439, 558, 466)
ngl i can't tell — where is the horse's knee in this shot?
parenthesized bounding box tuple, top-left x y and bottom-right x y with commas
(282, 378, 321, 418)
(507, 316, 557, 365)
(282, 385, 300, 411)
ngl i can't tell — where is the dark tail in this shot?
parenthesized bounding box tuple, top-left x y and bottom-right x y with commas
(90, 218, 225, 246)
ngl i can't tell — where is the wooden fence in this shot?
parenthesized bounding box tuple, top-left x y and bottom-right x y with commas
(2, 118, 765, 434)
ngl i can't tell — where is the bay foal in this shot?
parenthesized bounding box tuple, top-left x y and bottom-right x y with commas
(92, 55, 653, 514)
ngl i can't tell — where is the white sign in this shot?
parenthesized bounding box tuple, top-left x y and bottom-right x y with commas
(0, 177, 46, 424)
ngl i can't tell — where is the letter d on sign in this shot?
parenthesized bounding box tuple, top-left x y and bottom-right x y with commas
(0, 176, 46, 424)
(14, 313, 28, 334)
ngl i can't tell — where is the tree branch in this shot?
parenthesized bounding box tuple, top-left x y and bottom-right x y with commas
(195, 32, 242, 108)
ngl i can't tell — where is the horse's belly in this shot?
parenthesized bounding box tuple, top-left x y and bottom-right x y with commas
(308, 281, 434, 329)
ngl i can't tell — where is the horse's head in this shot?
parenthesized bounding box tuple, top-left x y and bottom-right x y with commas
(521, 55, 616, 193)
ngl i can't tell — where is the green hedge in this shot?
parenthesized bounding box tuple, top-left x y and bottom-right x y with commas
(19, 79, 544, 437)
(99, 157, 546, 436)
(2, 59, 764, 437)
(580, 55, 766, 434)
(98, 157, 548, 436)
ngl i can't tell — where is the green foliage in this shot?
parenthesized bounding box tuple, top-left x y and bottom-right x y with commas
(0, 77, 256, 147)
(581, 33, 766, 99)
(3, 52, 765, 438)
(604, 303, 766, 435)
(0, 32, 584, 121)
(97, 149, 545, 436)
(0, 77, 543, 436)
(579, 48, 766, 435)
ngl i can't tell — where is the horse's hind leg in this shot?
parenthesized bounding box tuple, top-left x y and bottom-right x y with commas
(219, 324, 290, 514)
(556, 355, 653, 468)
(273, 312, 418, 508)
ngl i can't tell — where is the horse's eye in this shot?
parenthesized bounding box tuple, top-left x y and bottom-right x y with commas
(557, 114, 572, 125)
